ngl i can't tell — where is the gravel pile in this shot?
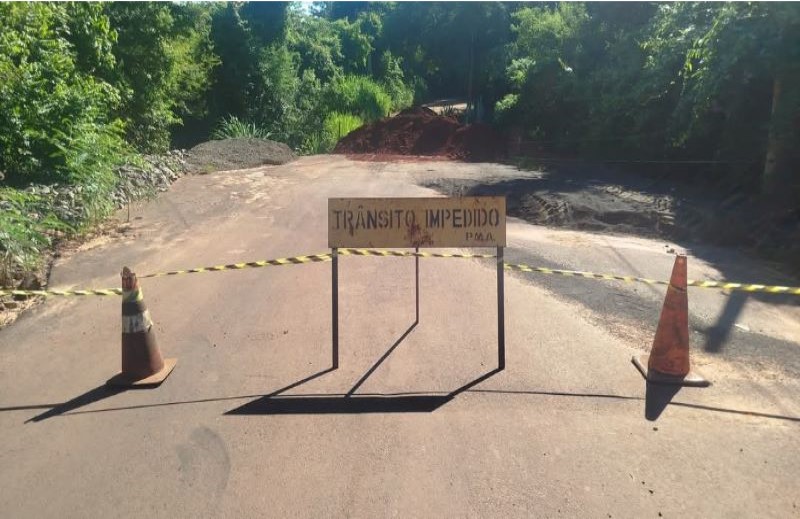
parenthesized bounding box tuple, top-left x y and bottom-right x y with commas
(112, 150, 189, 207)
(184, 138, 296, 172)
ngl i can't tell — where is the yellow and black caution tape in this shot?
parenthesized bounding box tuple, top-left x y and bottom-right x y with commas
(504, 262, 669, 286)
(686, 280, 800, 294)
(139, 252, 333, 278)
(0, 252, 335, 298)
(504, 261, 800, 295)
(2, 249, 799, 297)
(0, 288, 122, 297)
(340, 248, 496, 259)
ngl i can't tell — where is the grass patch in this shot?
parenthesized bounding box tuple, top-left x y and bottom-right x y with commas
(211, 116, 273, 140)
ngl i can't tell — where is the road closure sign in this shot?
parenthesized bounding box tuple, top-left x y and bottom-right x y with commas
(328, 197, 506, 248)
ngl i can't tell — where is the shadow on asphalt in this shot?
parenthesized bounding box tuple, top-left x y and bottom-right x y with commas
(226, 394, 452, 415)
(470, 387, 800, 423)
(225, 368, 503, 416)
(704, 292, 749, 353)
(11, 363, 798, 423)
(25, 385, 125, 423)
(12, 380, 800, 423)
(346, 322, 418, 396)
(644, 382, 682, 421)
(19, 367, 338, 423)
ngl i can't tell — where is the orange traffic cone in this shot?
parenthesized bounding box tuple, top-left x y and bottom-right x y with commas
(632, 255, 709, 387)
(107, 267, 176, 387)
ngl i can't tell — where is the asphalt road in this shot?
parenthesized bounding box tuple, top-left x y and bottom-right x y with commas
(1, 156, 798, 517)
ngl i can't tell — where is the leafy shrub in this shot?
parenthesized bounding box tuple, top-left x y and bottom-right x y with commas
(325, 75, 392, 121)
(377, 50, 414, 111)
(0, 4, 134, 284)
(56, 121, 129, 225)
(325, 112, 363, 140)
(0, 189, 71, 284)
(316, 112, 363, 153)
(0, 3, 122, 184)
(105, 3, 217, 153)
(493, 94, 519, 125)
(211, 116, 272, 140)
(294, 112, 363, 155)
(249, 43, 303, 143)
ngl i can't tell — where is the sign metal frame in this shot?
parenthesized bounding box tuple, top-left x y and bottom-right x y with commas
(329, 197, 506, 371)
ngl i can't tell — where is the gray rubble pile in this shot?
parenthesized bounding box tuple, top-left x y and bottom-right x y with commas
(8, 151, 190, 226)
(112, 149, 189, 207)
(184, 138, 295, 172)
(0, 151, 190, 298)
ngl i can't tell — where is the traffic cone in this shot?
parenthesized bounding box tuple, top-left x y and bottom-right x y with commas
(107, 267, 176, 387)
(632, 255, 709, 387)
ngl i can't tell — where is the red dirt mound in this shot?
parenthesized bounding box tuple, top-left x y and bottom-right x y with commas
(333, 108, 505, 162)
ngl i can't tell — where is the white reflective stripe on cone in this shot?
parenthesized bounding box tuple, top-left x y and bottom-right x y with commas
(122, 310, 153, 334)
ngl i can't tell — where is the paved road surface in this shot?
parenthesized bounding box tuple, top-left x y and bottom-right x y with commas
(1, 156, 798, 517)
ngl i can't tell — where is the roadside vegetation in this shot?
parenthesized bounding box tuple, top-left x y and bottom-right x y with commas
(1, 2, 798, 287)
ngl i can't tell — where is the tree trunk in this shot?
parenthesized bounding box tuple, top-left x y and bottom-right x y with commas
(467, 29, 475, 123)
(762, 70, 799, 205)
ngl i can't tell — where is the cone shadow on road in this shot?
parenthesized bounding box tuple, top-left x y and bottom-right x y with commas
(20, 378, 800, 423)
(22, 367, 336, 419)
(644, 382, 681, 421)
(25, 385, 126, 423)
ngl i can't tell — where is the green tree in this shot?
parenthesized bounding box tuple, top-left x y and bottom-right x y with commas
(677, 3, 800, 198)
(499, 1, 799, 201)
(380, 2, 512, 106)
(209, 4, 256, 122)
(0, 3, 122, 183)
(105, 2, 217, 152)
(104, 3, 177, 151)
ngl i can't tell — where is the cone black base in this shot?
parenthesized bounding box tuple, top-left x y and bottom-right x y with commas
(632, 355, 709, 387)
(107, 358, 177, 387)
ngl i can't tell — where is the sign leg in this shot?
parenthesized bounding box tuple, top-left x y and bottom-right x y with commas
(332, 248, 339, 369)
(497, 246, 505, 370)
(415, 247, 420, 324)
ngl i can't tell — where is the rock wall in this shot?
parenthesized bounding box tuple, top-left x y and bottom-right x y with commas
(9, 150, 190, 227)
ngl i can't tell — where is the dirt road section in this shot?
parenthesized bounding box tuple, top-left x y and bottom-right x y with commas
(1, 156, 798, 517)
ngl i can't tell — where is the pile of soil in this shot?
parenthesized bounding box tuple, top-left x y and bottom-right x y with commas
(334, 107, 505, 162)
(185, 138, 296, 173)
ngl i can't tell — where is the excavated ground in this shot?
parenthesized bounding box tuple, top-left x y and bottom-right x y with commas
(334, 107, 505, 162)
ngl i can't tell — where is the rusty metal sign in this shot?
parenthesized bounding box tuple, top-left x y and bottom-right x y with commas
(328, 197, 506, 248)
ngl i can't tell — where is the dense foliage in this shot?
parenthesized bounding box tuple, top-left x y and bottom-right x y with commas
(498, 2, 799, 197)
(1, 2, 798, 280)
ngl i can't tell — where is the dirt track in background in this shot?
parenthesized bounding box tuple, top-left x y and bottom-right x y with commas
(421, 157, 800, 277)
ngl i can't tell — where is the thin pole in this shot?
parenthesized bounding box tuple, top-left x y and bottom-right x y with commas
(497, 246, 505, 370)
(332, 248, 339, 369)
(415, 247, 420, 324)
